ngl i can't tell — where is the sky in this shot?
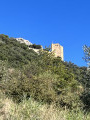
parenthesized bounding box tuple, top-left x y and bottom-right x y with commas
(0, 0, 90, 67)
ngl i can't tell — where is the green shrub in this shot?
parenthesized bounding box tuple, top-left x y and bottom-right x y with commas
(29, 44, 42, 49)
(2, 70, 56, 103)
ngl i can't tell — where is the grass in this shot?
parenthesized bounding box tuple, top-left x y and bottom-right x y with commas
(0, 92, 90, 120)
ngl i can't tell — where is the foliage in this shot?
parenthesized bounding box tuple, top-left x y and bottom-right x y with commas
(0, 95, 90, 120)
(29, 44, 42, 49)
(43, 46, 51, 51)
(0, 52, 83, 109)
(0, 34, 38, 68)
(80, 70, 90, 111)
(0, 34, 90, 112)
(79, 45, 90, 112)
(83, 45, 90, 67)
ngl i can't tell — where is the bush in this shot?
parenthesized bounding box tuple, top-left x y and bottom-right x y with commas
(2, 70, 56, 103)
(29, 71, 57, 104)
(29, 44, 42, 49)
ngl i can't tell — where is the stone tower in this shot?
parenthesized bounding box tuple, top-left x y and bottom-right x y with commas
(51, 43, 64, 60)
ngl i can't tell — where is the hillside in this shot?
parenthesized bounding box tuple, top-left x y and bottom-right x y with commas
(0, 34, 90, 119)
(0, 34, 38, 67)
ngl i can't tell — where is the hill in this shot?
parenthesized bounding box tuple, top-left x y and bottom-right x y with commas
(0, 34, 38, 67)
(0, 34, 90, 119)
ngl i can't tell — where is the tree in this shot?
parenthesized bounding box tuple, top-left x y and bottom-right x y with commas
(43, 46, 51, 51)
(81, 45, 90, 111)
(83, 45, 90, 68)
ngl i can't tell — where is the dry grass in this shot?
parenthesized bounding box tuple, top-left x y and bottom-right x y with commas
(0, 92, 90, 120)
(0, 98, 65, 120)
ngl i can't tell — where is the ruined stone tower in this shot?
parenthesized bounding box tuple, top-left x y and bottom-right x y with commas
(51, 43, 64, 60)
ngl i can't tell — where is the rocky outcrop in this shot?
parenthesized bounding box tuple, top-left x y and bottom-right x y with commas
(16, 38, 32, 46)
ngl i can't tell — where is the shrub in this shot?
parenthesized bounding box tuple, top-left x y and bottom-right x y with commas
(2, 70, 57, 103)
(29, 44, 42, 49)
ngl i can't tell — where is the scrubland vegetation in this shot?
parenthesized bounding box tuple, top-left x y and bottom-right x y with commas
(0, 34, 90, 120)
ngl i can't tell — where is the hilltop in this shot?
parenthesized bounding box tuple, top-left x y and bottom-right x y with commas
(0, 34, 41, 67)
(16, 38, 32, 46)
